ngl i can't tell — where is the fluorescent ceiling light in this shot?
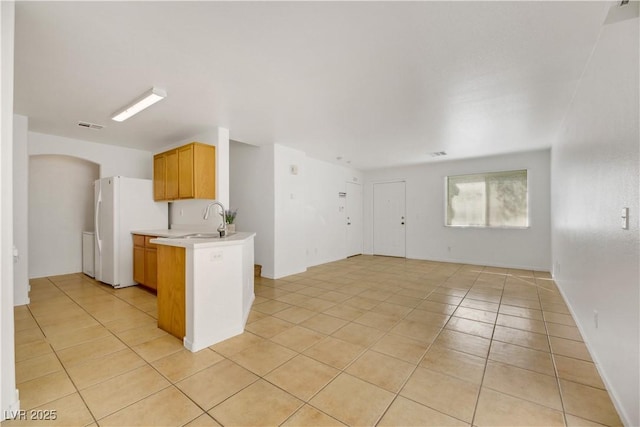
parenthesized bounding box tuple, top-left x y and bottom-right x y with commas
(111, 87, 167, 122)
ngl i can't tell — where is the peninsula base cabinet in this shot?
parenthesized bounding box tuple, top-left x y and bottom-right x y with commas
(157, 245, 186, 339)
(153, 233, 255, 351)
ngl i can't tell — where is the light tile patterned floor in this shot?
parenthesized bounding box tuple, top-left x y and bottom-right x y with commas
(4, 256, 623, 426)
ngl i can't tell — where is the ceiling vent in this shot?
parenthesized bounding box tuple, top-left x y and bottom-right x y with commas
(78, 121, 105, 130)
(430, 151, 447, 157)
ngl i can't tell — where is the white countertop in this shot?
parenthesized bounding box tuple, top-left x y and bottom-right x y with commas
(132, 229, 198, 238)
(150, 232, 256, 249)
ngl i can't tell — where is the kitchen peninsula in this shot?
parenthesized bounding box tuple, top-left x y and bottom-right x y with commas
(135, 230, 255, 352)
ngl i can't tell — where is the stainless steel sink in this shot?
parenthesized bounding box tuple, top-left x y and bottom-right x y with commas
(175, 232, 235, 239)
(181, 233, 221, 239)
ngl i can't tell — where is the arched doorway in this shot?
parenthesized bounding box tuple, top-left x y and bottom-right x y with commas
(28, 155, 99, 278)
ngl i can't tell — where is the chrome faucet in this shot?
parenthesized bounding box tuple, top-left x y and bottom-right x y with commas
(203, 201, 227, 237)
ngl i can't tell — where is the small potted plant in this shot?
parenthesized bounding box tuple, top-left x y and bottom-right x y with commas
(225, 208, 238, 233)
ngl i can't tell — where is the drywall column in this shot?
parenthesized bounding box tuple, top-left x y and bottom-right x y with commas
(1, 0, 19, 418)
(229, 142, 275, 278)
(215, 127, 230, 207)
(551, 5, 639, 425)
(273, 144, 307, 278)
(13, 115, 28, 305)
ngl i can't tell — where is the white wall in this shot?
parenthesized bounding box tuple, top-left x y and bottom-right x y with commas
(230, 141, 363, 279)
(168, 127, 231, 229)
(28, 155, 99, 278)
(305, 157, 363, 267)
(28, 131, 152, 179)
(12, 115, 28, 305)
(0, 0, 18, 418)
(21, 131, 153, 281)
(551, 7, 639, 426)
(23, 132, 151, 280)
(364, 149, 551, 270)
(273, 144, 307, 278)
(229, 141, 275, 278)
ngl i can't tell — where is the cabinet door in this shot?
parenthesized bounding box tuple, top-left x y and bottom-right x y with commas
(133, 245, 145, 284)
(153, 154, 166, 201)
(157, 245, 186, 339)
(178, 144, 194, 199)
(144, 248, 158, 290)
(193, 143, 216, 199)
(166, 149, 179, 200)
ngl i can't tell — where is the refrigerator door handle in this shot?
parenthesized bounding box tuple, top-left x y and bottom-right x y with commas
(95, 191, 102, 254)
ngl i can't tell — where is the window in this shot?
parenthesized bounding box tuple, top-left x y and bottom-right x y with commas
(446, 169, 528, 227)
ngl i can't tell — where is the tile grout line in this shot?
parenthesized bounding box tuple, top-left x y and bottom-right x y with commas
(368, 262, 469, 426)
(41, 275, 206, 424)
(469, 265, 507, 427)
(372, 262, 478, 426)
(17, 261, 616, 426)
(30, 275, 101, 426)
(51, 274, 231, 425)
(538, 275, 571, 427)
(263, 263, 466, 426)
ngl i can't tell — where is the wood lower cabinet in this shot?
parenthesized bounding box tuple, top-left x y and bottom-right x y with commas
(153, 142, 215, 201)
(132, 234, 159, 291)
(157, 245, 185, 339)
(143, 237, 158, 289)
(133, 245, 145, 284)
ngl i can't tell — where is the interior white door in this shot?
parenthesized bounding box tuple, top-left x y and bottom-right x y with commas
(373, 181, 406, 257)
(346, 182, 363, 257)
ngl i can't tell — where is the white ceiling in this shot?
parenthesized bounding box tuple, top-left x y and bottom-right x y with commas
(14, 1, 610, 170)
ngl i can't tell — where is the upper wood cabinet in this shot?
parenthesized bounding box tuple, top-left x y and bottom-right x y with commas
(178, 145, 194, 199)
(153, 155, 166, 201)
(153, 142, 215, 201)
(166, 149, 179, 200)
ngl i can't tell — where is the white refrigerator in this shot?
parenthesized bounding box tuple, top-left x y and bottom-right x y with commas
(94, 177, 168, 288)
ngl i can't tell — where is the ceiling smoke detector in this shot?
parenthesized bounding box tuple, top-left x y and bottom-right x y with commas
(78, 121, 105, 130)
(430, 151, 447, 157)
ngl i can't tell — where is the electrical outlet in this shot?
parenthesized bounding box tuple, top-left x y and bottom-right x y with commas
(594, 310, 599, 329)
(210, 251, 223, 263)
